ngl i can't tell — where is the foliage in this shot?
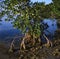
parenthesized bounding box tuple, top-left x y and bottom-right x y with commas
(0, 0, 60, 37)
(0, 0, 60, 50)
(0, 0, 44, 37)
(52, 0, 60, 19)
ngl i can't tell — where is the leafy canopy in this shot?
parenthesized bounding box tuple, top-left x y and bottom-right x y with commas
(52, 0, 60, 19)
(0, 0, 60, 37)
(0, 0, 44, 37)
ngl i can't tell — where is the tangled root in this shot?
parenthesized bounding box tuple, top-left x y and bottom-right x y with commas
(43, 34, 52, 47)
(9, 33, 52, 53)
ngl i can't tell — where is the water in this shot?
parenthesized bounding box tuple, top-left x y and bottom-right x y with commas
(0, 18, 58, 43)
(0, 18, 22, 42)
(43, 19, 57, 36)
(41, 19, 58, 42)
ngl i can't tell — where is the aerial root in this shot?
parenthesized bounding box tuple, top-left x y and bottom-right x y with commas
(9, 39, 15, 53)
(9, 34, 53, 53)
(20, 38, 26, 50)
(43, 34, 52, 47)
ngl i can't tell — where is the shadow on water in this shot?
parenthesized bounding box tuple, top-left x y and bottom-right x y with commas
(0, 18, 58, 43)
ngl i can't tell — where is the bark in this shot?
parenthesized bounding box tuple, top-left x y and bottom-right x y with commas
(43, 34, 52, 47)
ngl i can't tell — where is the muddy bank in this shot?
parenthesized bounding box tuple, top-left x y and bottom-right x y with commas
(0, 42, 18, 59)
(0, 38, 60, 59)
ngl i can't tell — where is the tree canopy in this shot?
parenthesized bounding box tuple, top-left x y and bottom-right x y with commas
(0, 0, 60, 50)
(52, 0, 60, 19)
(0, 0, 60, 37)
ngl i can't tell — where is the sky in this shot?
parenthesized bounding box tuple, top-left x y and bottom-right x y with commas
(0, 0, 52, 4)
(31, 0, 52, 4)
